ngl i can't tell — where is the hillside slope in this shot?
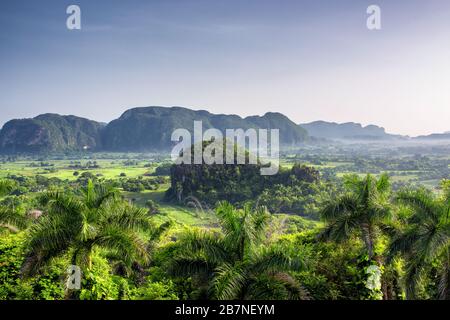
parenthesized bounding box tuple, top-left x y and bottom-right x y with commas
(0, 114, 104, 153)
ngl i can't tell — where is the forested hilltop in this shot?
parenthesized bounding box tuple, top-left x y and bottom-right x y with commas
(0, 114, 105, 154)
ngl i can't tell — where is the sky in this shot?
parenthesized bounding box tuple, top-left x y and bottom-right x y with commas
(1, 0, 450, 136)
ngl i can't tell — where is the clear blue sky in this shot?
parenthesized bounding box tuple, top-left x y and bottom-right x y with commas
(1, 0, 449, 136)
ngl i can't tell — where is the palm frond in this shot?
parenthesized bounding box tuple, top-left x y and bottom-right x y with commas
(440, 180, 450, 204)
(269, 272, 310, 300)
(167, 255, 212, 278)
(81, 179, 118, 209)
(376, 173, 391, 195)
(367, 202, 392, 223)
(101, 201, 153, 232)
(213, 263, 247, 300)
(397, 189, 440, 223)
(342, 174, 364, 194)
(93, 226, 150, 266)
(360, 174, 374, 207)
(250, 245, 307, 275)
(438, 256, 450, 300)
(320, 194, 358, 221)
(387, 228, 420, 263)
(404, 262, 424, 300)
(0, 179, 14, 196)
(414, 222, 447, 265)
(39, 191, 85, 219)
(378, 221, 399, 238)
(216, 201, 240, 236)
(176, 229, 229, 265)
(0, 207, 29, 230)
(249, 205, 270, 244)
(318, 214, 360, 243)
(22, 215, 76, 277)
(246, 272, 309, 300)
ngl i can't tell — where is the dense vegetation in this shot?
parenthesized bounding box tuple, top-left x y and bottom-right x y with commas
(166, 160, 329, 219)
(0, 150, 448, 300)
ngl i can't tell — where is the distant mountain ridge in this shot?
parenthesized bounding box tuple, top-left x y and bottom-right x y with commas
(0, 107, 308, 153)
(0, 107, 448, 154)
(102, 107, 308, 151)
(414, 132, 450, 141)
(300, 121, 405, 141)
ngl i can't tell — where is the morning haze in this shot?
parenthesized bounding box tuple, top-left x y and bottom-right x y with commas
(1, 0, 449, 136)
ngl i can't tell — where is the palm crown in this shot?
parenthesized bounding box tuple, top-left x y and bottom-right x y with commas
(168, 201, 309, 300)
(388, 186, 450, 299)
(320, 174, 392, 260)
(22, 180, 153, 277)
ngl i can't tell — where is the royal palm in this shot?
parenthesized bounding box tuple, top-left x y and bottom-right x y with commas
(22, 180, 152, 276)
(388, 186, 450, 299)
(168, 201, 308, 300)
(320, 174, 392, 260)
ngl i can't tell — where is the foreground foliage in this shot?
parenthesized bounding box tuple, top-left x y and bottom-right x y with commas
(0, 176, 449, 300)
(389, 184, 450, 299)
(168, 202, 309, 299)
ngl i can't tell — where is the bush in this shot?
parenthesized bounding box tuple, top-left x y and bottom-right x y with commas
(145, 200, 160, 215)
(79, 253, 131, 300)
(131, 279, 178, 300)
(0, 233, 65, 300)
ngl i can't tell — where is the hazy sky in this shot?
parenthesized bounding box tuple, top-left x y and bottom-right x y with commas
(1, 0, 449, 136)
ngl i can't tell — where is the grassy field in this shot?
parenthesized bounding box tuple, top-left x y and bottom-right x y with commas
(0, 159, 154, 180)
(1, 156, 440, 188)
(121, 187, 321, 234)
(122, 189, 219, 227)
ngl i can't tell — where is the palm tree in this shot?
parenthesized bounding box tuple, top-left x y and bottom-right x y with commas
(388, 187, 450, 299)
(0, 179, 28, 231)
(168, 202, 309, 300)
(319, 174, 392, 260)
(21, 180, 153, 277)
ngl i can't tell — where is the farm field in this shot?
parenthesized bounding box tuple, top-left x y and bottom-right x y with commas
(0, 159, 155, 180)
(2, 149, 448, 190)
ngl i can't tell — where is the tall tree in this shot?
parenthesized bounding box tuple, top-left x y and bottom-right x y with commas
(388, 186, 450, 299)
(21, 180, 152, 277)
(319, 174, 392, 260)
(168, 202, 309, 300)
